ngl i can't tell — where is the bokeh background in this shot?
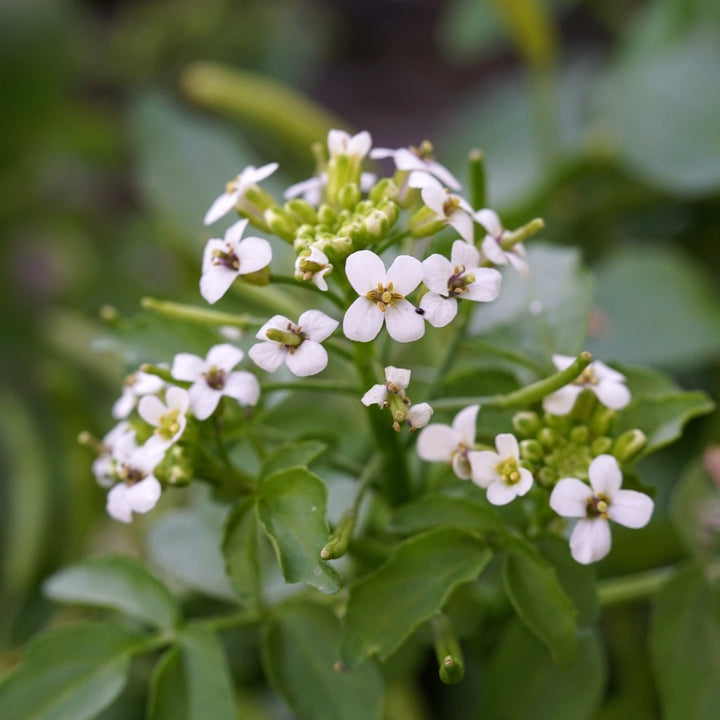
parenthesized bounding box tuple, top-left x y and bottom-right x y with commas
(1, 0, 719, 713)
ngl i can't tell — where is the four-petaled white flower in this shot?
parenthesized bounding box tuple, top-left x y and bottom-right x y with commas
(105, 432, 166, 523)
(420, 240, 502, 327)
(327, 129, 372, 160)
(370, 141, 461, 190)
(409, 175, 476, 244)
(294, 246, 333, 291)
(469, 433, 534, 506)
(204, 163, 278, 225)
(343, 250, 425, 343)
(416, 404, 480, 480)
(361, 366, 412, 407)
(285, 172, 377, 206)
(200, 219, 272, 304)
(171, 344, 260, 420)
(406, 402, 434, 431)
(549, 454, 654, 564)
(475, 208, 529, 276)
(92, 421, 135, 488)
(249, 310, 338, 377)
(138, 386, 190, 450)
(112, 370, 165, 419)
(543, 354, 632, 416)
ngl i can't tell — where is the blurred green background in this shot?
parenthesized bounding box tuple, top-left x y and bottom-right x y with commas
(1, 0, 719, 708)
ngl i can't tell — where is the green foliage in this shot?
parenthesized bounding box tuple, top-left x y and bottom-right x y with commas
(222, 497, 262, 609)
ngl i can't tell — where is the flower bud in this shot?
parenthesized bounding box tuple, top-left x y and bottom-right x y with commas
(538, 466, 557, 487)
(569, 425, 589, 445)
(265, 328, 302, 346)
(544, 413, 568, 431)
(363, 209, 389, 241)
(338, 182, 361, 210)
(317, 203, 337, 227)
(612, 429, 647, 463)
(264, 206, 298, 242)
(589, 406, 617, 436)
(376, 199, 399, 226)
(520, 439, 544, 462)
(591, 436, 613, 456)
(369, 178, 398, 203)
(285, 199, 318, 225)
(513, 411, 542, 437)
(537, 427, 557, 449)
(239, 186, 277, 231)
(321, 511, 356, 560)
(239, 266, 271, 287)
(409, 205, 445, 238)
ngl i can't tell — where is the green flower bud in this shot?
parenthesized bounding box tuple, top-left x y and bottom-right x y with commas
(544, 413, 568, 431)
(363, 209, 389, 241)
(591, 436, 613, 456)
(519, 439, 544, 462)
(612, 429, 647, 463)
(376, 199, 399, 226)
(240, 185, 277, 231)
(513, 411, 542, 437)
(264, 206, 298, 242)
(538, 466, 557, 487)
(265, 327, 302, 346)
(285, 199, 318, 225)
(537, 427, 557, 449)
(338, 182, 361, 210)
(589, 406, 617, 436)
(317, 203, 337, 226)
(570, 389, 597, 421)
(321, 511, 356, 560)
(409, 205, 446, 238)
(569, 425, 589, 445)
(369, 178, 398, 203)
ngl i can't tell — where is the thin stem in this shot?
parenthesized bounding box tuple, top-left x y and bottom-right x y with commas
(261, 380, 361, 395)
(375, 229, 411, 256)
(468, 149, 486, 210)
(501, 218, 545, 251)
(195, 609, 264, 632)
(141, 297, 265, 329)
(270, 274, 346, 310)
(428, 301, 474, 402)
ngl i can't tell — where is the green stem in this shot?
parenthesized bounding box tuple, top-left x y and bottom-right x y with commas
(468, 149, 486, 210)
(501, 217, 545, 251)
(141, 297, 265, 329)
(261, 380, 361, 395)
(270, 274, 346, 310)
(428, 301, 474, 402)
(195, 609, 264, 632)
(375, 229, 411, 255)
(432, 351, 592, 410)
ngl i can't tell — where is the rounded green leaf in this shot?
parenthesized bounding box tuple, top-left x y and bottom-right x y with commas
(43, 555, 181, 630)
(222, 497, 261, 609)
(261, 439, 327, 478)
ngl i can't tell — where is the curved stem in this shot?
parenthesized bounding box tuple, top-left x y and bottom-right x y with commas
(375, 229, 411, 256)
(270, 274, 346, 310)
(141, 297, 265, 329)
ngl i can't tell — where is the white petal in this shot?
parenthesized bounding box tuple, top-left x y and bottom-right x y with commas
(480, 236, 507, 265)
(189, 384, 222, 420)
(284, 175, 324, 202)
(223, 371, 260, 406)
(386, 254, 423, 295)
(417, 424, 459, 462)
(235, 236, 272, 275)
(255, 315, 291, 341)
(407, 403, 433, 429)
(286, 341, 328, 377)
(495, 433, 519, 459)
(474, 208, 502, 237)
(138, 395, 165, 426)
(506, 248, 530, 276)
(449, 212, 475, 244)
(348, 130, 372, 158)
(360, 172, 377, 191)
(516, 468, 534, 496)
(343, 298, 384, 342)
(385, 301, 425, 342)
(385, 366, 411, 389)
(165, 386, 190, 414)
(248, 341, 286, 372)
(569, 519, 612, 564)
(452, 404, 479, 446)
(450, 240, 480, 268)
(126, 475, 162, 513)
(207, 343, 244, 371)
(394, 148, 424, 172)
(588, 454, 623, 497)
(420, 185, 448, 216)
(369, 147, 395, 160)
(420, 293, 457, 328)
(107, 484, 133, 523)
(171, 353, 206, 382)
(345, 250, 386, 294)
(134, 372, 165, 395)
(112, 388, 135, 419)
(408, 171, 442, 190)
(593, 361, 627, 384)
(247, 162, 279, 185)
(486, 480, 520, 506)
(361, 384, 388, 407)
(452, 453, 472, 480)
(464, 268, 502, 303)
(422, 254, 453, 294)
(224, 218, 249, 245)
(542, 385, 583, 416)
(594, 380, 632, 410)
(204, 192, 237, 225)
(609, 490, 654, 529)
(328, 129, 350, 156)
(550, 477, 592, 518)
(298, 309, 339, 342)
(468, 450, 499, 487)
(426, 159, 461, 191)
(200, 265, 237, 305)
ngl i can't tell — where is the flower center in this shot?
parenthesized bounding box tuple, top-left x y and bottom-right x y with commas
(204, 365, 227, 390)
(575, 366, 599, 386)
(265, 323, 306, 354)
(442, 194, 461, 217)
(410, 140, 435, 161)
(494, 456, 521, 485)
(120, 464, 146, 486)
(452, 442, 471, 477)
(447, 265, 475, 297)
(586, 493, 610, 519)
(366, 281, 405, 313)
(156, 409, 182, 441)
(225, 178, 239, 194)
(212, 245, 240, 271)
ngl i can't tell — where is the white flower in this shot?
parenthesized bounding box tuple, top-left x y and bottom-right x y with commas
(284, 172, 376, 206)
(420, 240, 502, 327)
(343, 250, 425, 343)
(200, 219, 272, 304)
(469, 433, 534, 506)
(409, 175, 475, 244)
(138, 386, 190, 450)
(112, 370, 165, 419)
(327, 129, 372, 160)
(370, 142, 461, 190)
(361, 365, 412, 407)
(171, 344, 260, 420)
(475, 208, 529, 276)
(550, 454, 654, 564)
(407, 402, 433, 430)
(204, 163, 278, 225)
(294, 245, 333, 291)
(92, 421, 135, 488)
(104, 432, 166, 523)
(542, 355, 632, 416)
(249, 310, 338, 377)
(416, 404, 480, 480)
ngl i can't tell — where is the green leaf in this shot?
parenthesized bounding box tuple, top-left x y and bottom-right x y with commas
(256, 467, 341, 593)
(261, 439, 327, 478)
(222, 497, 261, 609)
(615, 390, 714, 456)
(149, 627, 238, 720)
(43, 555, 181, 630)
(650, 564, 720, 720)
(391, 493, 505, 535)
(0, 622, 141, 720)
(483, 622, 605, 720)
(341, 527, 492, 667)
(502, 536, 578, 665)
(588, 245, 720, 369)
(262, 601, 383, 720)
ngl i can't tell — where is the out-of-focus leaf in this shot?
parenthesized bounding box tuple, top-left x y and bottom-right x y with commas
(0, 622, 141, 720)
(616, 363, 681, 397)
(262, 601, 383, 720)
(436, 0, 504, 64)
(181, 62, 345, 153)
(341, 528, 492, 667)
(502, 536, 577, 665)
(222, 497, 261, 609)
(483, 622, 605, 720)
(256, 468, 341, 594)
(43, 555, 181, 630)
(470, 244, 592, 363)
(148, 647, 186, 720)
(588, 245, 720, 369)
(650, 564, 720, 719)
(261, 439, 327, 478)
(148, 505, 235, 601)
